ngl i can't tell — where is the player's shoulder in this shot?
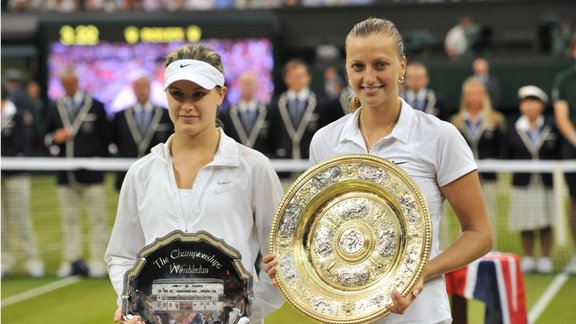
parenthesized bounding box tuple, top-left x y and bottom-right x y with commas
(411, 109, 459, 138)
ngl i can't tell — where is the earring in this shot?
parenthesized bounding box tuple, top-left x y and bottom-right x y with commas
(348, 79, 351, 84)
(399, 76, 405, 83)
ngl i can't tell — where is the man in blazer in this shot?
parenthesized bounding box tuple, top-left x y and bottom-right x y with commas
(268, 59, 326, 177)
(42, 66, 111, 278)
(472, 57, 501, 109)
(221, 71, 273, 156)
(400, 61, 448, 121)
(111, 74, 173, 191)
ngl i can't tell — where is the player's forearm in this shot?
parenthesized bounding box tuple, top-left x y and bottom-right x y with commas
(424, 228, 493, 281)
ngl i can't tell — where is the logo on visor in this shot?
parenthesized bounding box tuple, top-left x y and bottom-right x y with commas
(179, 63, 193, 68)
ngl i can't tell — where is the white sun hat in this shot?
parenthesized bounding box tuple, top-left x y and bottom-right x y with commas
(518, 85, 548, 104)
(164, 59, 225, 90)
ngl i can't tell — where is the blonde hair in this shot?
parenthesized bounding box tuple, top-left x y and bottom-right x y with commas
(345, 17, 405, 112)
(451, 77, 504, 130)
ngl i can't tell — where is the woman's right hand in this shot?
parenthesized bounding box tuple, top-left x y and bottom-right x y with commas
(262, 254, 278, 286)
(114, 307, 144, 324)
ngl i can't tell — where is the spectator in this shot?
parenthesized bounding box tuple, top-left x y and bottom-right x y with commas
(111, 73, 173, 191)
(318, 66, 348, 126)
(268, 58, 326, 176)
(235, 0, 280, 8)
(42, 66, 111, 278)
(185, 0, 215, 9)
(110, 68, 167, 115)
(444, 16, 475, 59)
(8, 0, 43, 10)
(400, 61, 448, 120)
(322, 66, 344, 101)
(26, 80, 46, 155)
(472, 57, 501, 109)
(451, 77, 506, 245)
(45, 0, 79, 11)
(221, 71, 274, 156)
(552, 17, 574, 57)
(507, 86, 559, 274)
(85, 0, 125, 11)
(4, 69, 35, 153)
(26, 80, 44, 132)
(552, 33, 576, 274)
(1, 81, 45, 278)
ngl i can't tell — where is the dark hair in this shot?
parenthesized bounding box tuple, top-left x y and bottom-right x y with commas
(165, 43, 225, 127)
(345, 17, 406, 112)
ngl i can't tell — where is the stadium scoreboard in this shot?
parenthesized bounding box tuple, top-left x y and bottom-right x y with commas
(41, 17, 276, 45)
(56, 24, 204, 46)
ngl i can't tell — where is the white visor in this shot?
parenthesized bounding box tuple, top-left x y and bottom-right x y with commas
(164, 59, 225, 90)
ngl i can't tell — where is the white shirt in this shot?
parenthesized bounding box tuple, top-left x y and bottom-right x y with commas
(65, 91, 84, 107)
(238, 99, 258, 113)
(404, 89, 428, 111)
(286, 88, 311, 102)
(133, 101, 154, 113)
(309, 98, 477, 323)
(404, 89, 427, 104)
(104, 129, 284, 321)
(1, 100, 17, 125)
(444, 25, 468, 56)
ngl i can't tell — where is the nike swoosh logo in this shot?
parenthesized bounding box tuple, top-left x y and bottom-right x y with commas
(180, 63, 192, 68)
(392, 160, 408, 165)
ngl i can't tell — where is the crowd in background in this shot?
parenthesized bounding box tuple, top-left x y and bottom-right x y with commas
(443, 14, 574, 59)
(3, 0, 373, 11)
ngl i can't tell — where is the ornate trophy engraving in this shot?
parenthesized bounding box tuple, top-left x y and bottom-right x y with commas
(270, 154, 432, 323)
(122, 230, 253, 324)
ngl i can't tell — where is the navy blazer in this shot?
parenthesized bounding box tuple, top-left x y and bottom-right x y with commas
(111, 104, 173, 190)
(220, 102, 274, 157)
(42, 93, 111, 185)
(1, 106, 28, 176)
(506, 118, 560, 187)
(268, 91, 324, 161)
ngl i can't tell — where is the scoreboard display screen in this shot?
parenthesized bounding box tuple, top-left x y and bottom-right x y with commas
(40, 20, 276, 113)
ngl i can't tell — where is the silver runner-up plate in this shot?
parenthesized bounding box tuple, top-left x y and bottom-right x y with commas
(121, 230, 253, 324)
(269, 154, 432, 323)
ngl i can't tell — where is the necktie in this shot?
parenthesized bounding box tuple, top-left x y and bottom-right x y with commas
(528, 129, 540, 145)
(135, 109, 149, 135)
(413, 98, 424, 111)
(67, 98, 80, 121)
(241, 110, 257, 132)
(290, 98, 304, 126)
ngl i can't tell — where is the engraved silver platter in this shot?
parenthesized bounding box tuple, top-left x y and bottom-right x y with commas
(269, 154, 432, 323)
(122, 230, 253, 324)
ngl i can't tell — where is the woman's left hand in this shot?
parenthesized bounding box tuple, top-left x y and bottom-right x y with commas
(262, 254, 278, 286)
(385, 277, 424, 315)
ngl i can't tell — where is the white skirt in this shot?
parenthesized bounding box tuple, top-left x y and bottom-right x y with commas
(508, 175, 555, 231)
